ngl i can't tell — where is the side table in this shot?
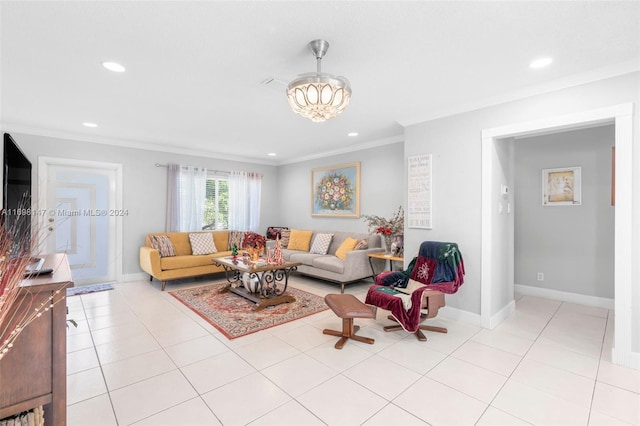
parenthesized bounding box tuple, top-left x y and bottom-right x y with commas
(368, 252, 404, 280)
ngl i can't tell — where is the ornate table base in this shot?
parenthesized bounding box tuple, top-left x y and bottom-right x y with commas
(214, 257, 301, 311)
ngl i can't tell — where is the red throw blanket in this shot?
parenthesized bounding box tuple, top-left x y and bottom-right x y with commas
(366, 241, 465, 332)
(365, 285, 430, 332)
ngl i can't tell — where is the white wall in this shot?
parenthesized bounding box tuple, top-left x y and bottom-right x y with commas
(515, 125, 615, 299)
(404, 71, 639, 363)
(489, 137, 516, 317)
(278, 142, 404, 232)
(11, 132, 280, 278)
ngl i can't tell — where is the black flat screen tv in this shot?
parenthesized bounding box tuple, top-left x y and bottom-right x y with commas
(3, 133, 32, 254)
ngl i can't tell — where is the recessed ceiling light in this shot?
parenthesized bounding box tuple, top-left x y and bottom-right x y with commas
(267, 152, 277, 156)
(529, 57, 553, 69)
(101, 61, 126, 73)
(348, 132, 358, 137)
(83, 122, 98, 128)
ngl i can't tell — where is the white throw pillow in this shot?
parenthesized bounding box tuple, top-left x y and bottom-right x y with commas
(309, 233, 334, 255)
(189, 232, 217, 255)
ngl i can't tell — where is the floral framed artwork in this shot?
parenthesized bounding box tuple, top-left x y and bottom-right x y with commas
(542, 166, 582, 206)
(311, 162, 360, 217)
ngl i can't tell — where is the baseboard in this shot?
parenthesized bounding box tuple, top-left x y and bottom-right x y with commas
(612, 348, 640, 371)
(439, 306, 482, 327)
(514, 284, 614, 310)
(122, 272, 148, 282)
(487, 299, 516, 329)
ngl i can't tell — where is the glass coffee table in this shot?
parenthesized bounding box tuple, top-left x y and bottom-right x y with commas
(213, 256, 302, 311)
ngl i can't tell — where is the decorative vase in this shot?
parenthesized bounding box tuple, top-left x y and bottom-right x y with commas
(242, 273, 260, 293)
(247, 246, 262, 261)
(384, 236, 393, 254)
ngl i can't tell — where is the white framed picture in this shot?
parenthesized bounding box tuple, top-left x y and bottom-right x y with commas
(542, 166, 582, 206)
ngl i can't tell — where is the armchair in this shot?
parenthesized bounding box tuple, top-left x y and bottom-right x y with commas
(365, 241, 464, 341)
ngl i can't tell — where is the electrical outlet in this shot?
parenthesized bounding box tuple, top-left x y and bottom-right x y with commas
(537, 272, 544, 281)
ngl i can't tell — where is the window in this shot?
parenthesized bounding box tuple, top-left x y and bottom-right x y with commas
(203, 176, 228, 230)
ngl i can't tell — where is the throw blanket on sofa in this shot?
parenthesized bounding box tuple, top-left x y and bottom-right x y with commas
(366, 241, 465, 332)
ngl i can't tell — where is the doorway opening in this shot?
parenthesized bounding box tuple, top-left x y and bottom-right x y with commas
(481, 103, 634, 368)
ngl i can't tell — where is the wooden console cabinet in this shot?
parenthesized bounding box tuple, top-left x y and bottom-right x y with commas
(0, 254, 73, 425)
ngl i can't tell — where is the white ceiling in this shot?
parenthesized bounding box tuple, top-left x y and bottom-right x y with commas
(1, 1, 638, 165)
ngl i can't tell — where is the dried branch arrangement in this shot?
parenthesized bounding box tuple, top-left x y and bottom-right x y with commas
(0, 221, 65, 360)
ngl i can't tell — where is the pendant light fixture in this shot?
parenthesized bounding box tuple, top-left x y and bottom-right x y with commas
(287, 39, 352, 122)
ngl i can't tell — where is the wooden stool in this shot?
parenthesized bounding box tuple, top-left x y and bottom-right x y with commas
(323, 294, 375, 349)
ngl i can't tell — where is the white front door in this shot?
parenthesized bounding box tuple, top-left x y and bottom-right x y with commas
(38, 158, 122, 285)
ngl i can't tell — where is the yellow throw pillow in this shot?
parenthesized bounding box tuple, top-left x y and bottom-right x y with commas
(335, 237, 359, 260)
(287, 229, 313, 251)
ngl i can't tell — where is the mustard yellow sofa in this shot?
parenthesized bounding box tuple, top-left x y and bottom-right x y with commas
(139, 231, 232, 291)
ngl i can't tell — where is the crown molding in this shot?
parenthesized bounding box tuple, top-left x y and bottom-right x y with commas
(278, 135, 404, 165)
(0, 123, 281, 166)
(2, 122, 403, 167)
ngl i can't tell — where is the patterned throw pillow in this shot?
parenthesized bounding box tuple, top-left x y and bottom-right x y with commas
(151, 235, 176, 257)
(266, 226, 288, 240)
(309, 233, 333, 255)
(279, 229, 291, 248)
(227, 230, 246, 250)
(189, 232, 217, 255)
(354, 239, 368, 250)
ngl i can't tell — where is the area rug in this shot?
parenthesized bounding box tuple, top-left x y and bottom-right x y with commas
(169, 281, 329, 339)
(66, 282, 115, 297)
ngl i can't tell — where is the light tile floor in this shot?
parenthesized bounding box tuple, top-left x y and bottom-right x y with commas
(66, 275, 640, 425)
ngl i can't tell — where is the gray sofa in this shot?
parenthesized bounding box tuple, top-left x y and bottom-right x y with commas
(281, 231, 386, 292)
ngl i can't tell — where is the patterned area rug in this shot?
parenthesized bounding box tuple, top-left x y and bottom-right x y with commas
(66, 282, 115, 297)
(169, 281, 329, 339)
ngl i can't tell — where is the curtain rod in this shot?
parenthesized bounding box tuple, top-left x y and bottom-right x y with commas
(155, 163, 230, 174)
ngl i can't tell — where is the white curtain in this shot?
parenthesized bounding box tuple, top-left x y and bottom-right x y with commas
(228, 171, 262, 232)
(165, 164, 207, 232)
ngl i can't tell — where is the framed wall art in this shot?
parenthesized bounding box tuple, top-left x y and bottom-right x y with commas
(408, 154, 432, 228)
(542, 166, 582, 206)
(311, 162, 360, 217)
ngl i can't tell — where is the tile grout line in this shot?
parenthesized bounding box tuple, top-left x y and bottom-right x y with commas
(79, 292, 119, 424)
(471, 299, 563, 425)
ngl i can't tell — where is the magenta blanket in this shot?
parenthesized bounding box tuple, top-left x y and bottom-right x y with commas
(365, 285, 430, 332)
(367, 241, 465, 332)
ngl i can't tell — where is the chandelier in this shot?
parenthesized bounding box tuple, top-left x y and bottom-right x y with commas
(287, 39, 352, 123)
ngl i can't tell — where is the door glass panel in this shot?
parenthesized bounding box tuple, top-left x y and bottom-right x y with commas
(48, 168, 111, 283)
